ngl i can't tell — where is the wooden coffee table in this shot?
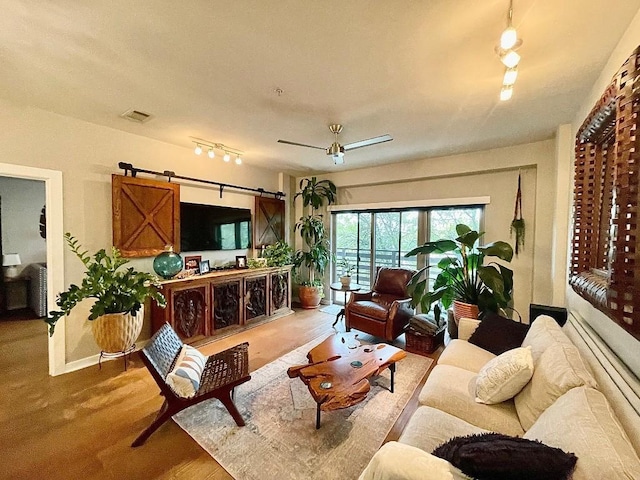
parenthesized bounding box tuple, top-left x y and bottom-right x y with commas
(287, 333, 406, 428)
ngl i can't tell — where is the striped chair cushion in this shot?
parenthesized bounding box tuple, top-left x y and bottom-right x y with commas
(165, 344, 207, 398)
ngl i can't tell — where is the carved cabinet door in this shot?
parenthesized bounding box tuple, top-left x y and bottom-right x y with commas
(212, 281, 242, 331)
(170, 285, 209, 342)
(244, 274, 268, 323)
(270, 270, 290, 314)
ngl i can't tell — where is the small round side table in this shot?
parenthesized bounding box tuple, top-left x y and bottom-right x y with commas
(329, 282, 362, 328)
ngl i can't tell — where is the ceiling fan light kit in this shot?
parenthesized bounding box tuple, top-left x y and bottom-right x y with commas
(278, 123, 392, 166)
(191, 137, 243, 165)
(496, 0, 522, 101)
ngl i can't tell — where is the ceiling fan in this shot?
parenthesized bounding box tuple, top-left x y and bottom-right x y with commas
(278, 124, 392, 165)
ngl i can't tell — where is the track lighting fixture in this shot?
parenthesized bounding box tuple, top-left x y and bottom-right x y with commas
(189, 137, 244, 165)
(496, 0, 522, 101)
(503, 67, 518, 86)
(500, 86, 514, 101)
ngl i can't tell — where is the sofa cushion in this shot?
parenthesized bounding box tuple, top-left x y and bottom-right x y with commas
(467, 312, 530, 355)
(514, 342, 597, 429)
(524, 387, 640, 480)
(399, 406, 488, 454)
(432, 432, 577, 480)
(418, 364, 524, 436)
(436, 339, 496, 373)
(474, 346, 533, 404)
(358, 442, 467, 480)
(521, 315, 573, 363)
(457, 317, 480, 341)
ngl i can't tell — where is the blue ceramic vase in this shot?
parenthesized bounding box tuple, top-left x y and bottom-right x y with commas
(153, 245, 183, 279)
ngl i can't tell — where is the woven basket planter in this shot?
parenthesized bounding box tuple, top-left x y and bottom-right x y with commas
(91, 307, 144, 353)
(452, 300, 479, 324)
(405, 328, 445, 356)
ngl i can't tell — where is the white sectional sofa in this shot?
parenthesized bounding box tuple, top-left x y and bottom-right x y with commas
(360, 315, 640, 480)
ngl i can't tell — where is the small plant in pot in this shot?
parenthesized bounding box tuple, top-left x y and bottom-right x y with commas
(46, 233, 166, 353)
(293, 177, 337, 309)
(337, 257, 355, 287)
(404, 224, 514, 323)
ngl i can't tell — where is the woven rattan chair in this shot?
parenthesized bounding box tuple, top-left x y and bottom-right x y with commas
(132, 323, 251, 447)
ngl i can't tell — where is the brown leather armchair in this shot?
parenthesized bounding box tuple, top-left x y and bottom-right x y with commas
(345, 267, 416, 341)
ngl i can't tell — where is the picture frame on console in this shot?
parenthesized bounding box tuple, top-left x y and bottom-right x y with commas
(199, 260, 210, 274)
(236, 255, 247, 269)
(184, 255, 201, 274)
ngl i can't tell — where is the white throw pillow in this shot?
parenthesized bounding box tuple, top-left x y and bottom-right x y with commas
(474, 346, 533, 404)
(358, 442, 454, 480)
(165, 344, 207, 398)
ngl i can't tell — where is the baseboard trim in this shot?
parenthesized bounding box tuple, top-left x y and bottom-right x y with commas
(62, 338, 151, 374)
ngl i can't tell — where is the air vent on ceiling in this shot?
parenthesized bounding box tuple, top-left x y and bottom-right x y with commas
(120, 108, 153, 123)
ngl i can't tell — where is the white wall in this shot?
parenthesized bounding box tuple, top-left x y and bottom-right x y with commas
(0, 177, 46, 274)
(567, 11, 640, 376)
(304, 139, 559, 319)
(0, 99, 283, 364)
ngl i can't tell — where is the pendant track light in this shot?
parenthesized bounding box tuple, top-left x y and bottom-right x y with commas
(189, 137, 244, 166)
(495, 0, 522, 101)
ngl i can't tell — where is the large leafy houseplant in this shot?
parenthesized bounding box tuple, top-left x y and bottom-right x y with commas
(46, 233, 166, 336)
(262, 240, 294, 267)
(293, 177, 337, 307)
(405, 224, 514, 317)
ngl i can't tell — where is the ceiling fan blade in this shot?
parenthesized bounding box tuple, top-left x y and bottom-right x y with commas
(343, 134, 393, 151)
(277, 139, 326, 150)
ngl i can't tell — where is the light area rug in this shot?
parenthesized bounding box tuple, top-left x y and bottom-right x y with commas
(174, 335, 433, 480)
(319, 304, 342, 316)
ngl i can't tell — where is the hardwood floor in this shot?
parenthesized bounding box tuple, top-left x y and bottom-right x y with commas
(0, 308, 440, 480)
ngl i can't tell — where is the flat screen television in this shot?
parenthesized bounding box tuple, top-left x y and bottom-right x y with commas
(180, 202, 252, 251)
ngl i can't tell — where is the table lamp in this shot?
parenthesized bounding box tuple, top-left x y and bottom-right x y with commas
(2, 253, 21, 279)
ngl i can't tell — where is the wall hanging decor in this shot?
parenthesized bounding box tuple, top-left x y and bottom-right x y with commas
(510, 172, 525, 256)
(570, 45, 640, 341)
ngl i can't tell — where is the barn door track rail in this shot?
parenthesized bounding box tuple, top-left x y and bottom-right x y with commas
(118, 162, 285, 199)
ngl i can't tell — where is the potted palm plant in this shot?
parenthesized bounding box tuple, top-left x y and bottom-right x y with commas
(404, 224, 514, 322)
(46, 233, 166, 354)
(293, 177, 337, 308)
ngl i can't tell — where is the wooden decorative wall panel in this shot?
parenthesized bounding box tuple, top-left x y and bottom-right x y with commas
(254, 196, 285, 248)
(112, 174, 180, 257)
(572, 46, 640, 341)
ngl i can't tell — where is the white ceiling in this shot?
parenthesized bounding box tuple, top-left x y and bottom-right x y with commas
(2, 1, 639, 175)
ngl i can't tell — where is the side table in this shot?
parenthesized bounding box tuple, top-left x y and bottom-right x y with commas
(3, 276, 30, 312)
(329, 282, 362, 328)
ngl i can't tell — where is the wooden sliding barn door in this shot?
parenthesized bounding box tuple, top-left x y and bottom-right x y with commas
(112, 175, 180, 257)
(254, 196, 285, 248)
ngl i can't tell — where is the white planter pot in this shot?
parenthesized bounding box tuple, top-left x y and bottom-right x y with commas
(91, 307, 144, 353)
(340, 276, 352, 288)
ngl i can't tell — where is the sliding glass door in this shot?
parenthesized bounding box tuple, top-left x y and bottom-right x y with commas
(332, 206, 483, 304)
